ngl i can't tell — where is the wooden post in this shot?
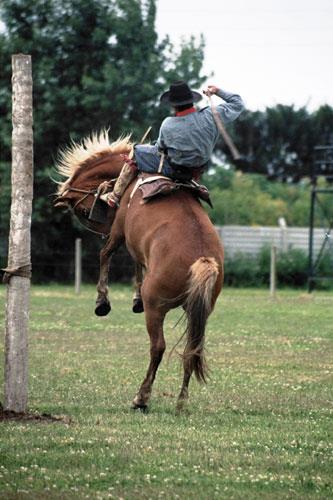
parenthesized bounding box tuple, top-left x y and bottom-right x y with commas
(270, 244, 277, 298)
(278, 217, 288, 252)
(308, 180, 316, 292)
(3, 55, 33, 413)
(75, 238, 82, 294)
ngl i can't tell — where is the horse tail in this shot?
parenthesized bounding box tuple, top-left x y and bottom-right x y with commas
(183, 256, 219, 383)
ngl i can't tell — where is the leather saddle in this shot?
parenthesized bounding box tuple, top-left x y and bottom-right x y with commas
(132, 174, 213, 208)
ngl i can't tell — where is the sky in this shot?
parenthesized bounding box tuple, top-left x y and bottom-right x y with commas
(155, 0, 333, 111)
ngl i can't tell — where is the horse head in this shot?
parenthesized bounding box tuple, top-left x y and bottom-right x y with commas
(54, 131, 133, 234)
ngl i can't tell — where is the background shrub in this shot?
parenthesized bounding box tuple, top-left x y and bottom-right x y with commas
(224, 246, 332, 289)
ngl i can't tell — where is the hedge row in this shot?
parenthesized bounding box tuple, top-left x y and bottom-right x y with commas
(224, 246, 332, 289)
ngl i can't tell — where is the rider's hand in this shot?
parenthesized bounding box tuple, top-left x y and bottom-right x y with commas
(203, 85, 219, 97)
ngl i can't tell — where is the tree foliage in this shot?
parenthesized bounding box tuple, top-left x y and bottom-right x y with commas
(224, 105, 333, 181)
(1, 0, 332, 282)
(203, 168, 333, 228)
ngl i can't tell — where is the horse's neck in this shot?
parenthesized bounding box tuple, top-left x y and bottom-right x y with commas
(78, 153, 123, 188)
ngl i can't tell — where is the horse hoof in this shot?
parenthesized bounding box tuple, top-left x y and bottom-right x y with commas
(176, 398, 189, 415)
(132, 298, 144, 313)
(131, 403, 148, 413)
(95, 301, 111, 316)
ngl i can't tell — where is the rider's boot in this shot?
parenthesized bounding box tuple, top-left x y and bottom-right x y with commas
(100, 156, 138, 225)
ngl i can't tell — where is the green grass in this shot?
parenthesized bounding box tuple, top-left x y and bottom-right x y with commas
(0, 284, 332, 499)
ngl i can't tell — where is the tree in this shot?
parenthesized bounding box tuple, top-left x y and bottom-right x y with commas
(222, 104, 333, 181)
(207, 172, 289, 226)
(203, 167, 333, 227)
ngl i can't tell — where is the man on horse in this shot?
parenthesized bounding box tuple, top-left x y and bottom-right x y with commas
(55, 85, 235, 407)
(101, 80, 244, 221)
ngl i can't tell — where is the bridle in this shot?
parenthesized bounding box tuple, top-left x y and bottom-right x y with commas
(64, 186, 97, 211)
(59, 183, 112, 237)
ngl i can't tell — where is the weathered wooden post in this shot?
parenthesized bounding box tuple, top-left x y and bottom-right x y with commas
(270, 244, 277, 298)
(75, 238, 82, 294)
(278, 217, 288, 252)
(3, 55, 33, 413)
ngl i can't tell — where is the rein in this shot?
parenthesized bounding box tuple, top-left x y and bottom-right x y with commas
(72, 209, 108, 238)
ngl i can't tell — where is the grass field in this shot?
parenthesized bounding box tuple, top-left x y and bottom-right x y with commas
(0, 284, 332, 499)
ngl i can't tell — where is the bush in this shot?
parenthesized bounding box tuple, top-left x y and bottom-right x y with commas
(224, 246, 333, 289)
(223, 252, 263, 287)
(277, 248, 309, 286)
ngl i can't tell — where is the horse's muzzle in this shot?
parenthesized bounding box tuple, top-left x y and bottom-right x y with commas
(53, 197, 68, 209)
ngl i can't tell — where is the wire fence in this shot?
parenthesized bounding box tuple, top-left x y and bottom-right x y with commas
(0, 244, 134, 284)
(38, 245, 134, 284)
(1, 225, 331, 285)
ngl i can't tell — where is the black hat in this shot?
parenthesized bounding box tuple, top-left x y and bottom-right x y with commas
(160, 81, 202, 106)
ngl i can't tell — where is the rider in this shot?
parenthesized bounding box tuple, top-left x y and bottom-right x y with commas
(101, 81, 244, 219)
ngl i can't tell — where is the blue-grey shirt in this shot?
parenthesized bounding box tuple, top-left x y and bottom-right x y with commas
(157, 88, 244, 167)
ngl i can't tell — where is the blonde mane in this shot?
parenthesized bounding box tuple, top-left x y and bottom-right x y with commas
(56, 130, 133, 194)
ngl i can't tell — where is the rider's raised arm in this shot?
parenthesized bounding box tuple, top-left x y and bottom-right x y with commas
(205, 86, 244, 124)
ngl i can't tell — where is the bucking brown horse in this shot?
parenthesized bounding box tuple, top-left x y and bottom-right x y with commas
(54, 131, 224, 411)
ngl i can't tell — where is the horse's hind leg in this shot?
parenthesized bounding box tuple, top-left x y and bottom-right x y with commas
(132, 306, 166, 410)
(176, 364, 194, 413)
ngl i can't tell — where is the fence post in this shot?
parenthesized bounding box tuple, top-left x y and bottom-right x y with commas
(278, 217, 288, 252)
(308, 180, 316, 292)
(270, 244, 277, 298)
(75, 238, 82, 294)
(3, 55, 33, 413)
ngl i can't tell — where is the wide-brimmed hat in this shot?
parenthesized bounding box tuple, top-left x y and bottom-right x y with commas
(160, 81, 202, 106)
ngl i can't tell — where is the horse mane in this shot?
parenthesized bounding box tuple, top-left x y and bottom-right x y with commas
(55, 129, 133, 194)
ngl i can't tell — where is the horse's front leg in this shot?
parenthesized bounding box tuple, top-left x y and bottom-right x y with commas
(132, 262, 144, 313)
(95, 234, 123, 316)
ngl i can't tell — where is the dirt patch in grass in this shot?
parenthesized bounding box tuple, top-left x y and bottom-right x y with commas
(0, 402, 72, 424)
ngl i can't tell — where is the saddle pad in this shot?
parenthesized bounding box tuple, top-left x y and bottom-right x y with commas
(138, 177, 213, 207)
